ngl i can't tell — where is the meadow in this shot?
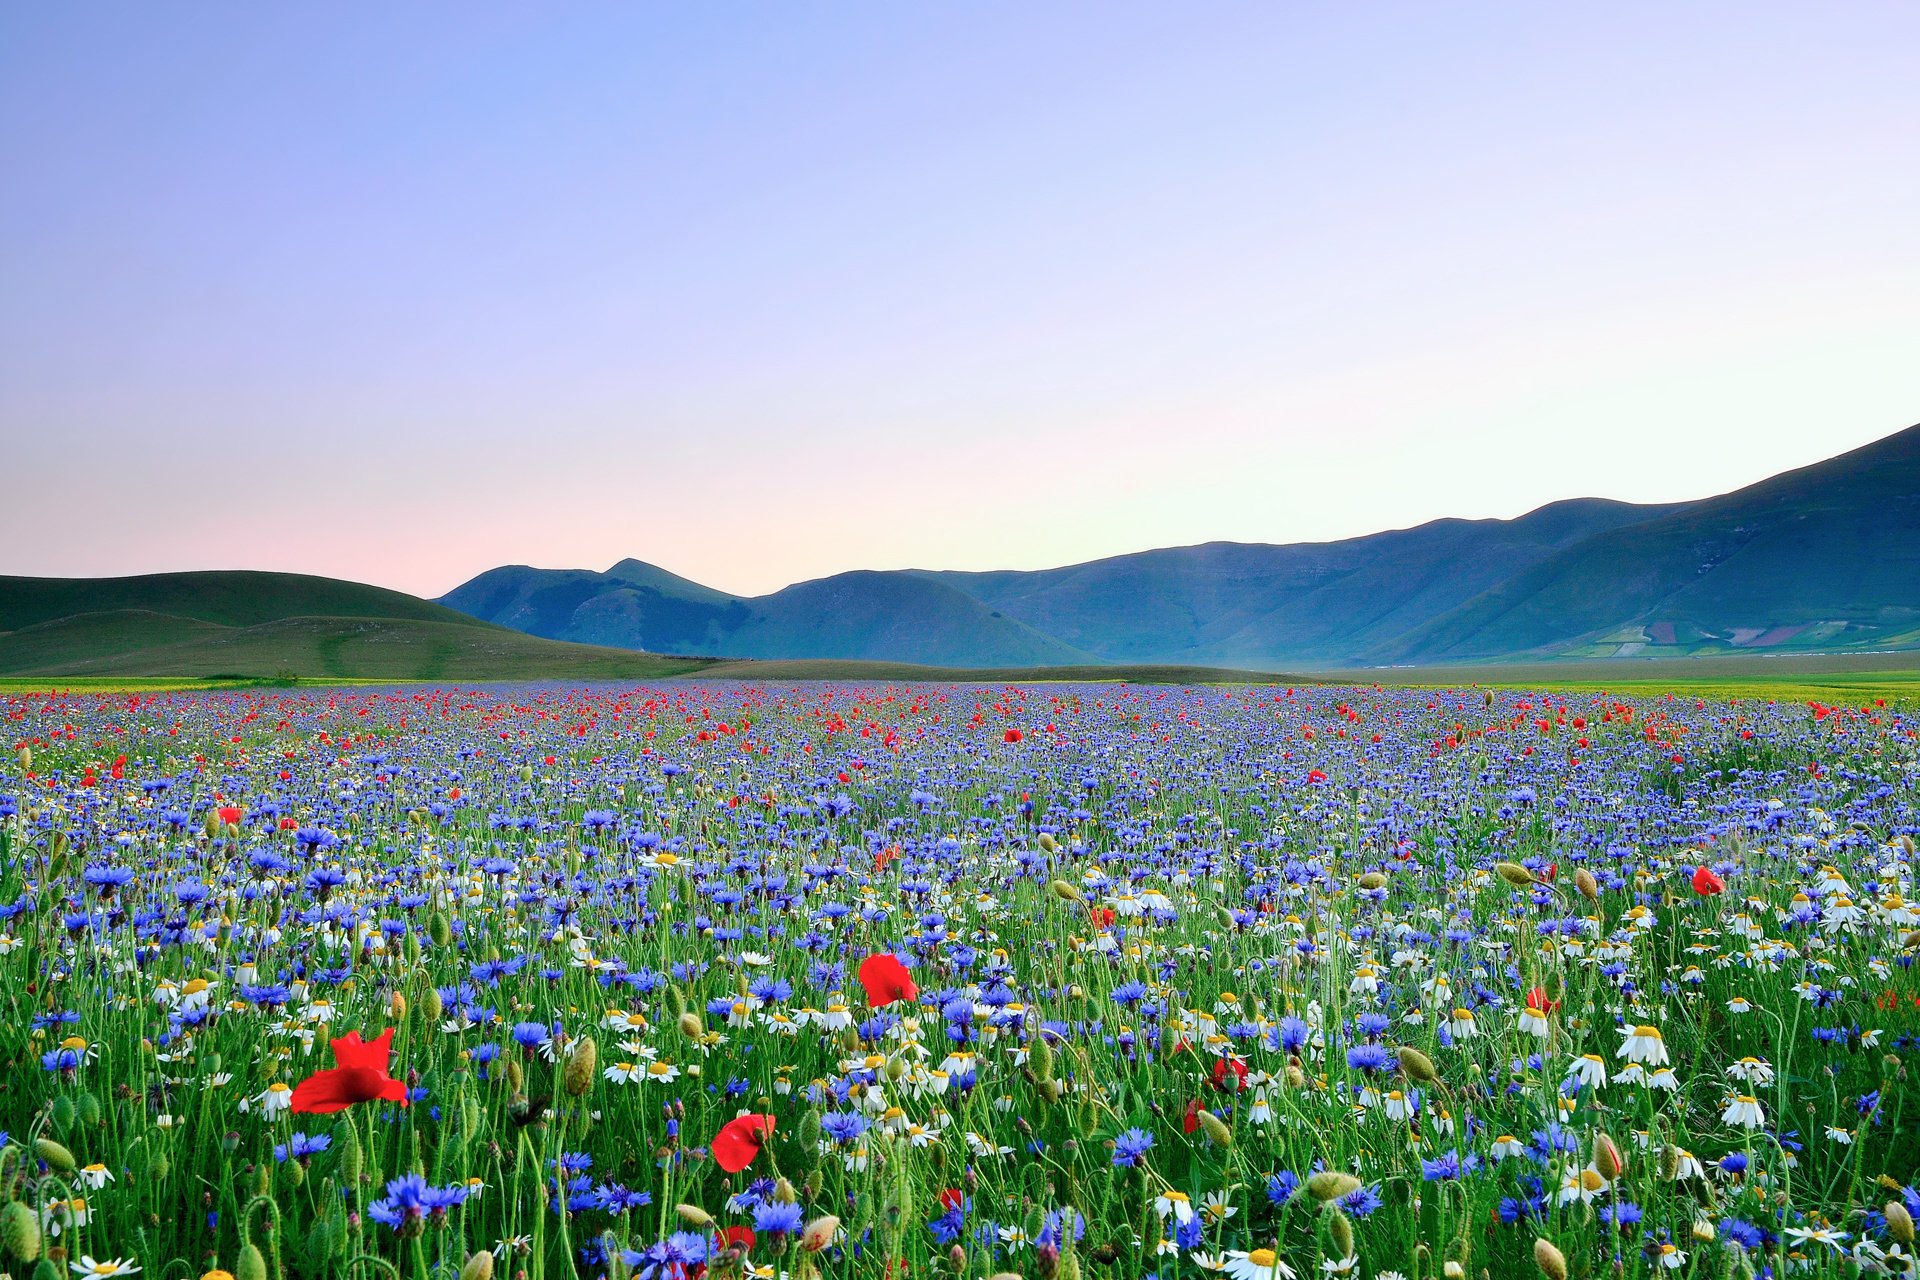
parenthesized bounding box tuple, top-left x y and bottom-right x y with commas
(0, 679, 1916, 1280)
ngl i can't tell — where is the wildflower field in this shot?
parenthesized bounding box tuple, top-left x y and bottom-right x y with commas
(2, 681, 1918, 1280)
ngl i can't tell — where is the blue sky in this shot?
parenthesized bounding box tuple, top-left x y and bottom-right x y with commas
(2, 3, 1915, 596)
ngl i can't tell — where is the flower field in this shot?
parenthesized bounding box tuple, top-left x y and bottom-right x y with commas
(1, 680, 1917, 1280)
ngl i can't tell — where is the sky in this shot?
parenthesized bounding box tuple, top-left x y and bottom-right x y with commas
(2, 4, 1916, 600)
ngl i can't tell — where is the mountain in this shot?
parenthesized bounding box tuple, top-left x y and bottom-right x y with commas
(441, 562, 1092, 666)
(441, 422, 1920, 667)
(0, 571, 714, 680)
(1370, 424, 1920, 662)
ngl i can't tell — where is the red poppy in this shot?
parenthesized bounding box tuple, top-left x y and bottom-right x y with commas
(1691, 865, 1725, 896)
(1003, 728, 1023, 743)
(711, 1114, 775, 1173)
(290, 1028, 409, 1114)
(217, 806, 244, 826)
(1525, 986, 1560, 1014)
(857, 953, 918, 1008)
(1089, 906, 1117, 928)
(937, 1188, 966, 1211)
(1182, 1097, 1203, 1133)
(1211, 1057, 1249, 1093)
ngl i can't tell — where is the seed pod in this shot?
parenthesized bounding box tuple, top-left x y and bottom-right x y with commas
(1397, 1047, 1438, 1083)
(459, 1252, 495, 1280)
(34, 1138, 75, 1173)
(1306, 1171, 1360, 1202)
(1327, 1207, 1353, 1259)
(1532, 1239, 1567, 1280)
(1494, 862, 1534, 888)
(801, 1215, 841, 1253)
(1, 1199, 43, 1262)
(564, 1038, 598, 1097)
(1198, 1110, 1233, 1147)
(236, 1243, 268, 1280)
(1889, 1201, 1916, 1245)
(1574, 869, 1599, 901)
(1049, 879, 1084, 902)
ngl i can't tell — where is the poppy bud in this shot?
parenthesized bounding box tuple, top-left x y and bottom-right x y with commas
(1396, 1047, 1438, 1083)
(1889, 1201, 1916, 1245)
(34, 1138, 75, 1173)
(564, 1038, 597, 1097)
(1533, 1238, 1567, 1280)
(504, 1058, 524, 1092)
(460, 1252, 495, 1280)
(1575, 869, 1599, 901)
(1327, 1208, 1353, 1259)
(1594, 1133, 1625, 1180)
(336, 1117, 363, 1184)
(1030, 1036, 1054, 1084)
(1198, 1110, 1233, 1146)
(1049, 880, 1084, 902)
(428, 913, 453, 947)
(1, 1199, 42, 1262)
(421, 987, 444, 1024)
(50, 1096, 75, 1130)
(674, 1204, 716, 1229)
(801, 1215, 841, 1253)
(1306, 1171, 1360, 1201)
(236, 1243, 268, 1280)
(774, 1177, 798, 1204)
(1494, 862, 1534, 888)
(16, 745, 30, 771)
(390, 992, 407, 1021)
(1357, 872, 1387, 890)
(678, 1012, 704, 1042)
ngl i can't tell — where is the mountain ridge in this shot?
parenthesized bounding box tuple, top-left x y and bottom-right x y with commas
(439, 422, 1920, 666)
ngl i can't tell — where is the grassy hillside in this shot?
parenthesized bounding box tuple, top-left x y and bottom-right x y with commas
(0, 570, 487, 631)
(0, 571, 716, 681)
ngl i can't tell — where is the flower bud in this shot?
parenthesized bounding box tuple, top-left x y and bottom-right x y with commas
(1533, 1238, 1567, 1280)
(564, 1038, 598, 1097)
(1049, 880, 1084, 902)
(1327, 1208, 1353, 1259)
(236, 1243, 268, 1280)
(1889, 1201, 1916, 1245)
(1594, 1132, 1625, 1181)
(459, 1252, 495, 1280)
(1306, 1171, 1360, 1202)
(1, 1200, 43, 1262)
(1575, 869, 1599, 901)
(1396, 1047, 1438, 1083)
(675, 1204, 716, 1229)
(1198, 1111, 1233, 1146)
(1494, 862, 1534, 888)
(34, 1138, 75, 1173)
(801, 1215, 841, 1253)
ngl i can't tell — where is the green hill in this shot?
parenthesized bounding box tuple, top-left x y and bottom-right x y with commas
(0, 572, 714, 680)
